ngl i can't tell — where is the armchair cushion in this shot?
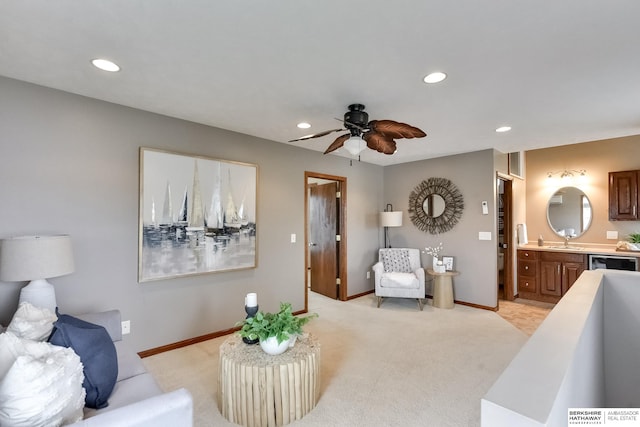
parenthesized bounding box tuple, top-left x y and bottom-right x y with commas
(49, 311, 118, 410)
(381, 249, 412, 273)
(380, 272, 420, 288)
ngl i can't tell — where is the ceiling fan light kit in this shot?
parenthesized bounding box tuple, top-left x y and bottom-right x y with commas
(344, 135, 365, 156)
(289, 104, 426, 157)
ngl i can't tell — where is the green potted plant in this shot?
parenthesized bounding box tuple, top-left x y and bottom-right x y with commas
(628, 233, 640, 244)
(237, 302, 318, 355)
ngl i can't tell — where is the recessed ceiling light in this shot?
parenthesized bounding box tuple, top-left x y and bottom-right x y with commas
(495, 126, 512, 133)
(423, 72, 447, 84)
(297, 122, 311, 129)
(91, 59, 120, 72)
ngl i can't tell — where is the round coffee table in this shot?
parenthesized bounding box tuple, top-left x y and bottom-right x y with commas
(218, 334, 320, 427)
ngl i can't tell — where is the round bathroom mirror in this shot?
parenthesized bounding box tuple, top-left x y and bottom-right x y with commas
(546, 186, 592, 238)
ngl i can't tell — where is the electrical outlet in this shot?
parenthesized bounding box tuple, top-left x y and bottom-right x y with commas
(366, 271, 370, 279)
(121, 320, 131, 335)
(606, 231, 619, 240)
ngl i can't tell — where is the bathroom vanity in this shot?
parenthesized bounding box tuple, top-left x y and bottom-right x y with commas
(517, 245, 639, 303)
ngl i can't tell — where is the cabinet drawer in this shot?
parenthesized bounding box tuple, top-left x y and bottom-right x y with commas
(518, 260, 537, 277)
(518, 250, 538, 260)
(540, 252, 586, 264)
(518, 276, 537, 293)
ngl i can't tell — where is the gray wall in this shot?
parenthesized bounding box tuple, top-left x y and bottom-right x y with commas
(0, 77, 383, 351)
(383, 149, 499, 308)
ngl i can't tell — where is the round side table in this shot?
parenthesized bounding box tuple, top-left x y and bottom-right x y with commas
(218, 334, 320, 427)
(427, 268, 459, 309)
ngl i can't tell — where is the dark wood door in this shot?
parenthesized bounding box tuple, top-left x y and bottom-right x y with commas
(309, 182, 338, 299)
(540, 261, 562, 297)
(609, 171, 638, 220)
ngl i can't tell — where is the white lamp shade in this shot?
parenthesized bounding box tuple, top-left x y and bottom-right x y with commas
(0, 235, 75, 281)
(344, 135, 365, 156)
(380, 211, 403, 227)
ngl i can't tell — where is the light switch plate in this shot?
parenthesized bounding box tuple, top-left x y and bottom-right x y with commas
(290, 233, 296, 243)
(606, 231, 618, 240)
(479, 231, 492, 241)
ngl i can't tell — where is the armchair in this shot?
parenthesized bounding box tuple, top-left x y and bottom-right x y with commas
(373, 248, 425, 310)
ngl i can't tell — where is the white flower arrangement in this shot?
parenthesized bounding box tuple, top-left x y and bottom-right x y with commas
(423, 242, 444, 259)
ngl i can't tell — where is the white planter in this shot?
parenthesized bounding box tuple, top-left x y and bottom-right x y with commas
(259, 336, 292, 355)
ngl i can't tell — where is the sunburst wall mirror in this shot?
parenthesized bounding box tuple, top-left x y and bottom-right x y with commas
(408, 177, 464, 234)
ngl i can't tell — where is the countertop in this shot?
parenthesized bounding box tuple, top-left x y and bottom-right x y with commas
(518, 243, 640, 257)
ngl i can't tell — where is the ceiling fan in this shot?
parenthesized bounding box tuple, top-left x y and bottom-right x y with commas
(289, 104, 427, 156)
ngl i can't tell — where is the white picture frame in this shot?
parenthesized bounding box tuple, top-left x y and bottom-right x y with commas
(442, 256, 454, 271)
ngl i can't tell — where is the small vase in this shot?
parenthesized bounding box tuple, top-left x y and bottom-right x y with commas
(259, 336, 291, 355)
(432, 256, 439, 270)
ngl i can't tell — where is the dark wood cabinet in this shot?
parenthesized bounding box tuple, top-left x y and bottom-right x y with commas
(517, 250, 538, 297)
(517, 249, 586, 303)
(609, 170, 639, 220)
(540, 260, 562, 297)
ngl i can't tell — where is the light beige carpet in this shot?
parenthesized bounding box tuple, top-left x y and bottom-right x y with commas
(143, 293, 528, 427)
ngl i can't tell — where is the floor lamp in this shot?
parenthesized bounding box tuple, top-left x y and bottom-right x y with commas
(380, 204, 403, 248)
(0, 235, 75, 312)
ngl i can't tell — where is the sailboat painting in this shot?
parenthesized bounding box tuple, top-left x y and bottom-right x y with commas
(139, 147, 257, 282)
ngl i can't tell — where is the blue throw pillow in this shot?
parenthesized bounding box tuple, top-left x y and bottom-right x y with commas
(48, 310, 118, 409)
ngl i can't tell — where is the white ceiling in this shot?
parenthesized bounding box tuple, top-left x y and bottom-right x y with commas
(1, 1, 639, 166)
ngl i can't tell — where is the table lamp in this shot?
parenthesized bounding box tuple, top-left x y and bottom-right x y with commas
(379, 204, 403, 248)
(0, 235, 75, 312)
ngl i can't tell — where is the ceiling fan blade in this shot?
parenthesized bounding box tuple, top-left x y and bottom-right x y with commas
(288, 128, 344, 142)
(323, 134, 350, 154)
(369, 120, 426, 139)
(363, 132, 397, 155)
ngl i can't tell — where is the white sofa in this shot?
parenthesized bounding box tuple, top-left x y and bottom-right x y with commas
(70, 310, 193, 427)
(482, 269, 640, 427)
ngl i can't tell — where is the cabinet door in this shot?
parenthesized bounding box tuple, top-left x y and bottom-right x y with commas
(609, 171, 638, 220)
(563, 262, 585, 292)
(540, 261, 562, 297)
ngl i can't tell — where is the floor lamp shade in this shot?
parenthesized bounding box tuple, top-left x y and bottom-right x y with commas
(0, 235, 74, 311)
(380, 211, 403, 227)
(380, 211, 403, 248)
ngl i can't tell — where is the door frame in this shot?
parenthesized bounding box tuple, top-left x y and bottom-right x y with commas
(497, 173, 515, 302)
(304, 171, 348, 310)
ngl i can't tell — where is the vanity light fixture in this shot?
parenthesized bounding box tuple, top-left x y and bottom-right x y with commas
(546, 169, 587, 179)
(91, 58, 120, 72)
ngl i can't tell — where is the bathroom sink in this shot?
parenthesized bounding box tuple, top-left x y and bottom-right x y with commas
(545, 245, 585, 250)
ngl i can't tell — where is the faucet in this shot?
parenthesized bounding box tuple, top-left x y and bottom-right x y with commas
(564, 235, 571, 248)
